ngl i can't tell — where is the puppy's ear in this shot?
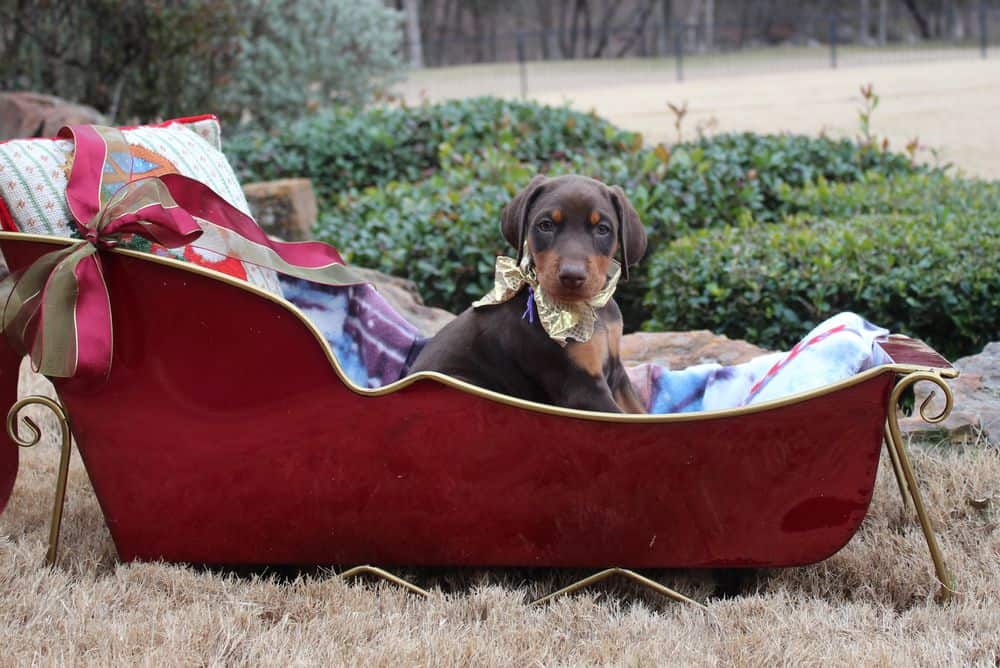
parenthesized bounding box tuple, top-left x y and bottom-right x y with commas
(501, 175, 547, 264)
(608, 185, 647, 281)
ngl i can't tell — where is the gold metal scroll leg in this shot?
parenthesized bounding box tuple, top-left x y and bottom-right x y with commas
(531, 567, 706, 609)
(6, 396, 72, 567)
(885, 371, 956, 600)
(338, 565, 430, 597)
(884, 423, 913, 513)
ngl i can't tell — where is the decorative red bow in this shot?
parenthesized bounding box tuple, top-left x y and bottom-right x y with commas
(0, 124, 362, 380)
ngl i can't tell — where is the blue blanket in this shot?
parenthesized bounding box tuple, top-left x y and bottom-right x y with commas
(626, 313, 891, 413)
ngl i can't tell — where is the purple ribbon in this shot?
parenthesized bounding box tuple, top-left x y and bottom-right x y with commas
(522, 286, 536, 324)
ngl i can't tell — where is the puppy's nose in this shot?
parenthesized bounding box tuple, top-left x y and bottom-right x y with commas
(558, 264, 587, 290)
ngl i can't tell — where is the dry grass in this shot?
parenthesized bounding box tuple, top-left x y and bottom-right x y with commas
(2, 365, 999, 666)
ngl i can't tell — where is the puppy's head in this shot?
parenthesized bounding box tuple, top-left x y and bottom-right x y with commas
(501, 175, 647, 303)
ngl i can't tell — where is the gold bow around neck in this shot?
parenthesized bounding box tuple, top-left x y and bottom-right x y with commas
(472, 255, 621, 345)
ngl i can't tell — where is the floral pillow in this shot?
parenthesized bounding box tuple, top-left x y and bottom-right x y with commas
(0, 115, 282, 294)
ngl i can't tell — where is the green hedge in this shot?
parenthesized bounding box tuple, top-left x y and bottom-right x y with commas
(622, 133, 922, 238)
(781, 167, 980, 218)
(316, 147, 533, 313)
(306, 118, 923, 321)
(227, 97, 923, 240)
(225, 97, 640, 207)
(642, 174, 1000, 358)
(236, 98, 965, 346)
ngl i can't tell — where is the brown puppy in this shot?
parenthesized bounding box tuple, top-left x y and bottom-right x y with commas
(408, 174, 647, 413)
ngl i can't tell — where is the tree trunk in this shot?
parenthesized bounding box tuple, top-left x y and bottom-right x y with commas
(952, 0, 966, 40)
(581, 0, 593, 57)
(452, 1, 464, 64)
(658, 0, 672, 55)
(557, 0, 572, 57)
(418, 0, 437, 65)
(616, 0, 657, 57)
(537, 0, 553, 58)
(685, 0, 703, 51)
(404, 0, 424, 68)
(471, 3, 484, 62)
(878, 0, 888, 44)
(900, 0, 932, 39)
(737, 0, 751, 49)
(562, 0, 586, 58)
(704, 0, 714, 50)
(590, 0, 621, 58)
(859, 0, 871, 44)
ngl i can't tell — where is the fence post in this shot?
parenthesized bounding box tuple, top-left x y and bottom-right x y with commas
(675, 23, 685, 82)
(829, 11, 839, 69)
(980, 0, 989, 59)
(516, 32, 528, 99)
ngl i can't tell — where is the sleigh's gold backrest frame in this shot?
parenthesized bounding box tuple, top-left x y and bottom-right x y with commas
(0, 232, 958, 602)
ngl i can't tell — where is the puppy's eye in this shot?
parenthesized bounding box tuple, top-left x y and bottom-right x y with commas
(536, 219, 555, 232)
(595, 223, 612, 236)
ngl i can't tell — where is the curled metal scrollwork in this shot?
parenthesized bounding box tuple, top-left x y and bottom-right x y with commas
(6, 396, 72, 567)
(897, 371, 954, 425)
(884, 371, 956, 600)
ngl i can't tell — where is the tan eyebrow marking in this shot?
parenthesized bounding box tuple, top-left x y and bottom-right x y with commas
(551, 209, 563, 223)
(589, 211, 601, 225)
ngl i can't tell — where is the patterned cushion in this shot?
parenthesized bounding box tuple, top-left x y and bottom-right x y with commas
(0, 115, 281, 294)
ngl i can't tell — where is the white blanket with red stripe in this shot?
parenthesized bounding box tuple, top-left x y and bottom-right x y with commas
(625, 313, 893, 414)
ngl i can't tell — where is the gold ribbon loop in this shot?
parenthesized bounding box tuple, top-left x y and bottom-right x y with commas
(473, 255, 621, 345)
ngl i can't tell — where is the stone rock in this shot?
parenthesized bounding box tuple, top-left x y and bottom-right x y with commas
(620, 330, 769, 369)
(0, 92, 104, 141)
(901, 342, 1000, 443)
(243, 179, 318, 242)
(350, 266, 456, 337)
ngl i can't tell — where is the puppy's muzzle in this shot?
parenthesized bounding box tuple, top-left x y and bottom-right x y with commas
(557, 261, 587, 290)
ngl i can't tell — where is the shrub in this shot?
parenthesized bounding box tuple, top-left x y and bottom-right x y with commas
(230, 0, 404, 124)
(0, 0, 403, 125)
(297, 106, 925, 326)
(0, 1, 243, 122)
(226, 97, 641, 205)
(312, 141, 656, 317)
(229, 102, 921, 239)
(642, 174, 1000, 359)
(316, 147, 536, 314)
(258, 99, 930, 333)
(576, 133, 925, 244)
(780, 168, 975, 218)
(684, 133, 922, 218)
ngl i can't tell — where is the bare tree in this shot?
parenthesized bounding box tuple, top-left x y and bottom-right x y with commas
(859, 0, 871, 44)
(704, 0, 714, 50)
(658, 0, 673, 54)
(878, 0, 888, 44)
(589, 1, 623, 57)
(404, 0, 424, 67)
(536, 1, 555, 58)
(616, 0, 659, 57)
(900, 0, 932, 38)
(557, 0, 585, 57)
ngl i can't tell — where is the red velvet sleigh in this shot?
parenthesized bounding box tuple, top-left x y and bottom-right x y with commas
(0, 231, 958, 602)
(0, 119, 958, 605)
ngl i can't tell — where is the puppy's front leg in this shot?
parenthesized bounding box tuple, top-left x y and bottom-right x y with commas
(557, 376, 623, 413)
(609, 363, 647, 414)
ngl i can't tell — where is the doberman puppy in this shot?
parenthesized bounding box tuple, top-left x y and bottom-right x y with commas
(408, 174, 647, 413)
